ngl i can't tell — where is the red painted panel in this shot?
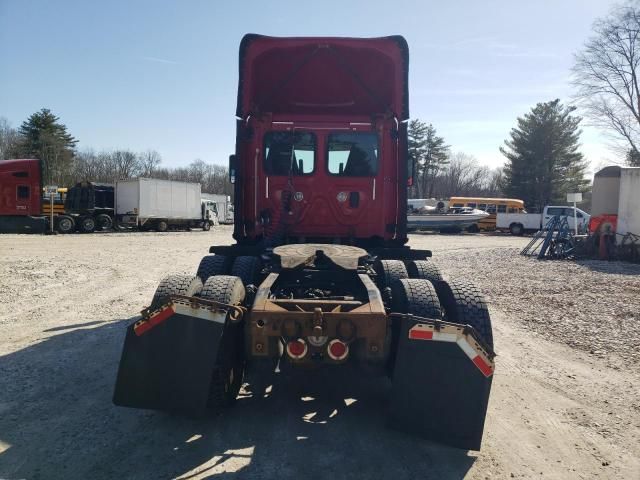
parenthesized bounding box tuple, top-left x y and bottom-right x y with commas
(0, 159, 42, 216)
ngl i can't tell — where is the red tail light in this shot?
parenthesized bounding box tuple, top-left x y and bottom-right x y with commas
(286, 339, 308, 359)
(327, 339, 349, 361)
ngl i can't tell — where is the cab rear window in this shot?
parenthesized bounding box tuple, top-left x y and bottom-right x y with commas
(327, 132, 378, 176)
(264, 131, 315, 176)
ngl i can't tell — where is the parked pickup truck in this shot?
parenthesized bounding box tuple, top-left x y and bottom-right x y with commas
(497, 205, 590, 235)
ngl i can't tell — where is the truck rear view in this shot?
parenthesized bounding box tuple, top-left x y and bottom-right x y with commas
(113, 34, 495, 451)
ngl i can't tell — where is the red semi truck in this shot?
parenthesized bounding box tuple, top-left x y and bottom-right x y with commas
(0, 158, 116, 234)
(0, 158, 51, 233)
(114, 35, 495, 450)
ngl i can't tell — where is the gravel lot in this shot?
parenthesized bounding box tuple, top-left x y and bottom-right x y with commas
(0, 227, 639, 479)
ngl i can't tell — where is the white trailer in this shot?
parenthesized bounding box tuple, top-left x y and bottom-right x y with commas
(617, 168, 640, 237)
(116, 178, 213, 232)
(497, 205, 590, 235)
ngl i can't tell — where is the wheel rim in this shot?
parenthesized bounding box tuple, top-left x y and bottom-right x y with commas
(60, 219, 71, 231)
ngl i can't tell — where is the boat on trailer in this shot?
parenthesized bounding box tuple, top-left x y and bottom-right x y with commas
(408, 207, 490, 231)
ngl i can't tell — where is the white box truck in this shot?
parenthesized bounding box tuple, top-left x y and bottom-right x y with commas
(497, 205, 590, 236)
(116, 178, 215, 232)
(201, 193, 234, 224)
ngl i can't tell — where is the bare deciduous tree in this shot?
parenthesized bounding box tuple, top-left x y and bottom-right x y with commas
(572, 4, 640, 164)
(138, 150, 162, 177)
(0, 117, 19, 160)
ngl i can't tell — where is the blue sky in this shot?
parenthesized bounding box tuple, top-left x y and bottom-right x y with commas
(0, 0, 619, 171)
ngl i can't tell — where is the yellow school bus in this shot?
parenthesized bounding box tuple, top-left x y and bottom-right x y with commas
(449, 197, 525, 231)
(41, 187, 68, 216)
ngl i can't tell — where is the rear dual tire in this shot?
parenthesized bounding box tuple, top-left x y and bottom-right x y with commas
(390, 277, 493, 349)
(200, 275, 246, 410)
(197, 254, 231, 282)
(150, 274, 203, 309)
(406, 259, 443, 283)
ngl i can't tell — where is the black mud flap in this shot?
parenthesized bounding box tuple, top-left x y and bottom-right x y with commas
(113, 303, 227, 412)
(389, 316, 494, 451)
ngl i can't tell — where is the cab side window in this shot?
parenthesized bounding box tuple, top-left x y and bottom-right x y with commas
(17, 185, 30, 199)
(546, 207, 563, 216)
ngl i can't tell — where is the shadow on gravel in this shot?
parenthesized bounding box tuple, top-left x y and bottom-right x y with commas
(575, 259, 640, 275)
(0, 318, 476, 480)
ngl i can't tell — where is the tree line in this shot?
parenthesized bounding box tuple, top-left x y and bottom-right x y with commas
(0, 110, 232, 196)
(407, 120, 504, 200)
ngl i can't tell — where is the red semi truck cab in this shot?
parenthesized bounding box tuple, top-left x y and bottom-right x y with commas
(231, 35, 410, 247)
(0, 159, 42, 216)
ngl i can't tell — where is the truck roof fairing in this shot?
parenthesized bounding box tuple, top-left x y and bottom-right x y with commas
(237, 34, 409, 120)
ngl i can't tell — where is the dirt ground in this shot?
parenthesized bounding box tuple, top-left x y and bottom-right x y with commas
(0, 227, 639, 480)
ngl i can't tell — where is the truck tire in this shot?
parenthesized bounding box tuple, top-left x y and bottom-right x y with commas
(374, 259, 408, 290)
(197, 255, 231, 282)
(388, 278, 443, 376)
(150, 274, 203, 309)
(156, 220, 168, 232)
(95, 214, 113, 231)
(434, 280, 493, 349)
(509, 223, 523, 236)
(391, 278, 443, 320)
(201, 275, 246, 305)
(200, 275, 246, 409)
(231, 256, 262, 286)
(406, 260, 443, 283)
(202, 221, 211, 231)
(56, 215, 75, 234)
(79, 216, 96, 233)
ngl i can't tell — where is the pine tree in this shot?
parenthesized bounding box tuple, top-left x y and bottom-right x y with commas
(626, 148, 640, 167)
(408, 119, 449, 198)
(15, 108, 78, 185)
(500, 100, 588, 211)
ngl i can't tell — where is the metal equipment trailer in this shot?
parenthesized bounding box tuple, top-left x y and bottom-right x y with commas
(113, 34, 495, 450)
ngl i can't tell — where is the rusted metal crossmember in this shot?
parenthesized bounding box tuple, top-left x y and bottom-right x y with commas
(134, 294, 246, 336)
(247, 273, 387, 361)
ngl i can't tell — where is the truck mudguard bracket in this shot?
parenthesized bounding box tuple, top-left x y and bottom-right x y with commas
(389, 314, 494, 451)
